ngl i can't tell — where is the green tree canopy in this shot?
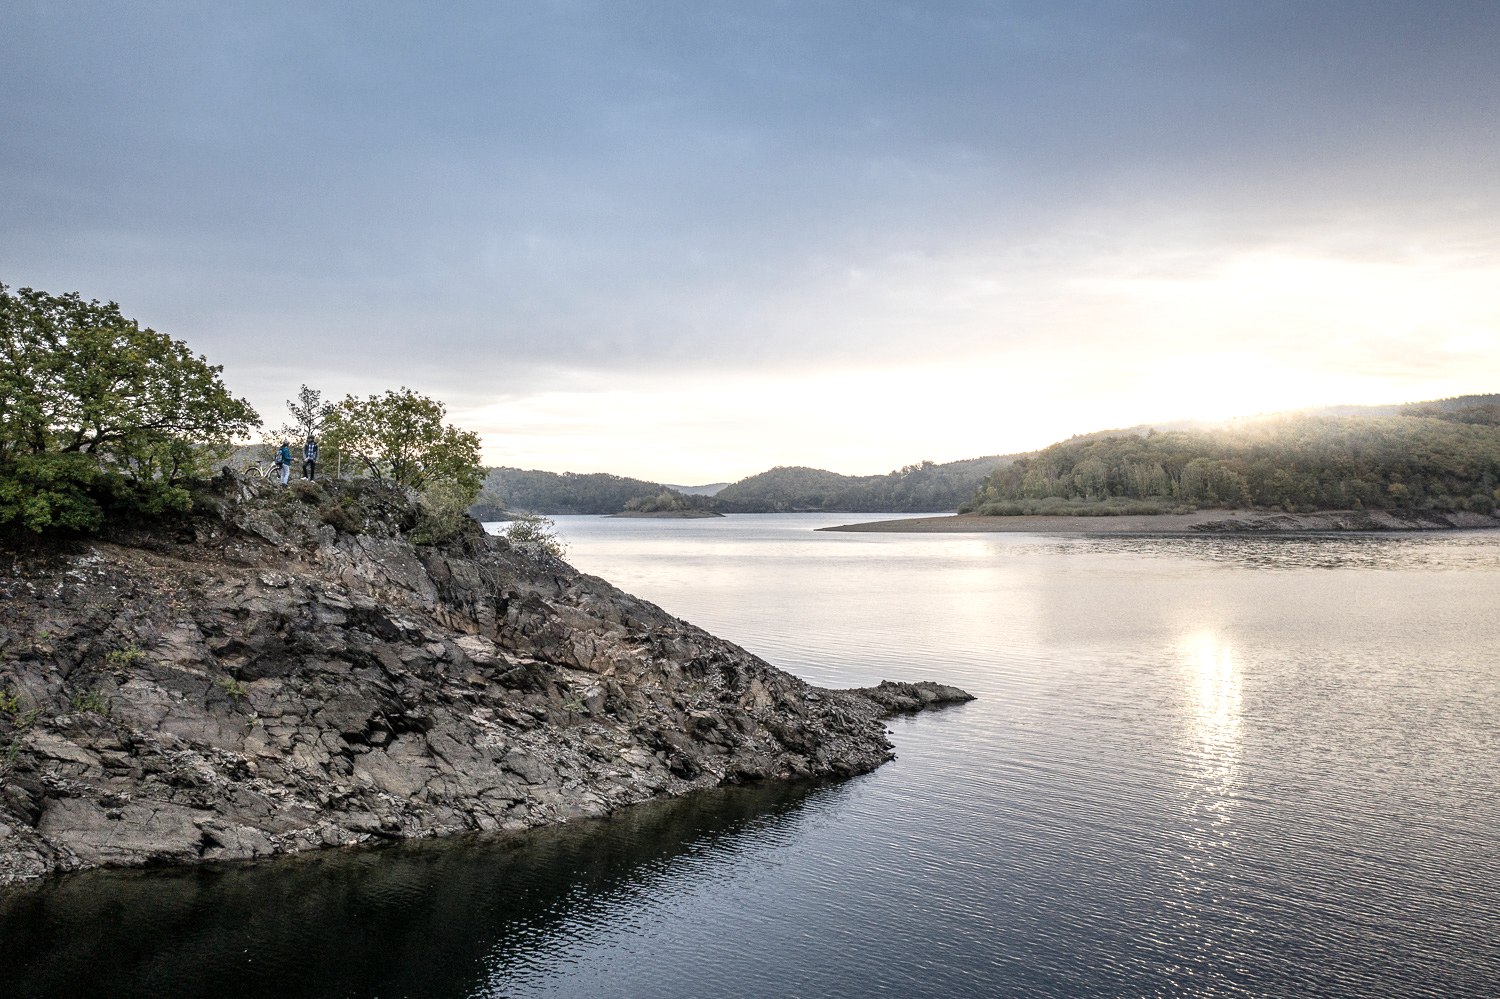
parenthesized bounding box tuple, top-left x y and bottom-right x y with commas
(963, 414, 1500, 515)
(324, 388, 482, 495)
(1, 283, 259, 534)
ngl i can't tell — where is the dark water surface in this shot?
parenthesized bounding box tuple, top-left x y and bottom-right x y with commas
(5, 516, 1499, 998)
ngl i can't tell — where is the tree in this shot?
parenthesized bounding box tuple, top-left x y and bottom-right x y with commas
(285, 384, 334, 441)
(1, 283, 259, 533)
(323, 387, 482, 494)
(262, 383, 339, 473)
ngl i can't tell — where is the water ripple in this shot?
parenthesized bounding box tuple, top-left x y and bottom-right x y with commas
(6, 518, 1500, 998)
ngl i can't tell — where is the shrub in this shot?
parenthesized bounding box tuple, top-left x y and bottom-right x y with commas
(412, 480, 481, 545)
(503, 514, 568, 560)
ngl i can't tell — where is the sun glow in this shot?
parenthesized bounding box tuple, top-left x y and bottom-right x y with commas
(454, 243, 1500, 482)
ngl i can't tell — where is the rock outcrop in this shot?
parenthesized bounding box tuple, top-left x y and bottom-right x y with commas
(0, 476, 971, 885)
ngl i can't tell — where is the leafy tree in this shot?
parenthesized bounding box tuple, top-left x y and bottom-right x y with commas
(262, 384, 341, 475)
(323, 387, 482, 495)
(1, 283, 258, 534)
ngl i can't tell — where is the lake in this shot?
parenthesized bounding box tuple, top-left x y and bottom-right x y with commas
(4, 514, 1499, 998)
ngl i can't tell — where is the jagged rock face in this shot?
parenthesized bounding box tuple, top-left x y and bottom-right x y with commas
(0, 478, 970, 885)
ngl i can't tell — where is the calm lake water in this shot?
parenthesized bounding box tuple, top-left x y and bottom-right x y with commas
(5, 514, 1500, 998)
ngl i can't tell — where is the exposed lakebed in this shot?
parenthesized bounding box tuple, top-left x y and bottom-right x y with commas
(5, 514, 1499, 997)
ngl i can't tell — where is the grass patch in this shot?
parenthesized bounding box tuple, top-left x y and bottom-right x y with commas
(1, 688, 41, 774)
(71, 686, 111, 715)
(217, 675, 249, 702)
(105, 644, 146, 667)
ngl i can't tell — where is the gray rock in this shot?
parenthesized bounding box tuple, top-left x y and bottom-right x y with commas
(0, 477, 972, 884)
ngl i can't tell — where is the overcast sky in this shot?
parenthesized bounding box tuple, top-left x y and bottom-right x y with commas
(4, 1, 1498, 482)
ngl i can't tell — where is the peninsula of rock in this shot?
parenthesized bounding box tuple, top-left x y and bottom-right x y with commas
(0, 477, 971, 885)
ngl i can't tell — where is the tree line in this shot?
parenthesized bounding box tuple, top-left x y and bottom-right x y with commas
(962, 413, 1500, 516)
(473, 468, 689, 516)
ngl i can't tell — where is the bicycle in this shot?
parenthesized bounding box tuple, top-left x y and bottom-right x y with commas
(240, 460, 275, 480)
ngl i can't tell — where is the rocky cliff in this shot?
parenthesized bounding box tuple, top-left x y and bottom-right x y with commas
(0, 477, 970, 885)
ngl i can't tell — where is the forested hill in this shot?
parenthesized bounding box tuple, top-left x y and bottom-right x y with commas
(964, 403, 1500, 516)
(474, 455, 1013, 516)
(475, 467, 687, 515)
(713, 456, 1014, 513)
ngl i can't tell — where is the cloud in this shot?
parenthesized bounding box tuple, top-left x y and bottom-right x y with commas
(4, 1, 1499, 477)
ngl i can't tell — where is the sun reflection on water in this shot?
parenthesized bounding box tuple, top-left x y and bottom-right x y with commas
(1186, 632, 1243, 756)
(1174, 632, 1245, 914)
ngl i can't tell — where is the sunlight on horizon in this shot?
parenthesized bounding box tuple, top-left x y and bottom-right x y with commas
(459, 244, 1497, 482)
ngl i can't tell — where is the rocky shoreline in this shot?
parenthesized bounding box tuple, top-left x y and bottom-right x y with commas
(0, 477, 971, 886)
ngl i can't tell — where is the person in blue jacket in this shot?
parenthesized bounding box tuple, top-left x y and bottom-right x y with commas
(277, 441, 292, 485)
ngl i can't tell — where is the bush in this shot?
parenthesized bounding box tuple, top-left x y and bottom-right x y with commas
(412, 480, 482, 545)
(0, 452, 109, 533)
(503, 514, 568, 560)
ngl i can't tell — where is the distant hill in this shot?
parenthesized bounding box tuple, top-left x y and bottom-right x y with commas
(965, 396, 1500, 517)
(469, 456, 1015, 516)
(664, 482, 730, 496)
(471, 396, 1500, 520)
(714, 456, 1015, 513)
(1050, 395, 1500, 447)
(1398, 394, 1500, 424)
(474, 467, 671, 515)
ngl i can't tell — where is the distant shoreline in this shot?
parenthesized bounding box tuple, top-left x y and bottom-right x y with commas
(820, 509, 1500, 534)
(609, 509, 725, 519)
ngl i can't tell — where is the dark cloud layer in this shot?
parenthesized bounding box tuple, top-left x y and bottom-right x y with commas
(4, 1, 1498, 434)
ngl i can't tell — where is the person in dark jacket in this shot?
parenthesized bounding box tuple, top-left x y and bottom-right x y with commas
(277, 441, 292, 485)
(302, 436, 319, 481)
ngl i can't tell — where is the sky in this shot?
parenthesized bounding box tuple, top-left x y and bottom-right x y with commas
(4, 1, 1499, 483)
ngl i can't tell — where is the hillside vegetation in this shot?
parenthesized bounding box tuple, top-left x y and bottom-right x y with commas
(474, 467, 675, 516)
(714, 457, 1010, 513)
(476, 455, 1012, 516)
(964, 403, 1500, 516)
